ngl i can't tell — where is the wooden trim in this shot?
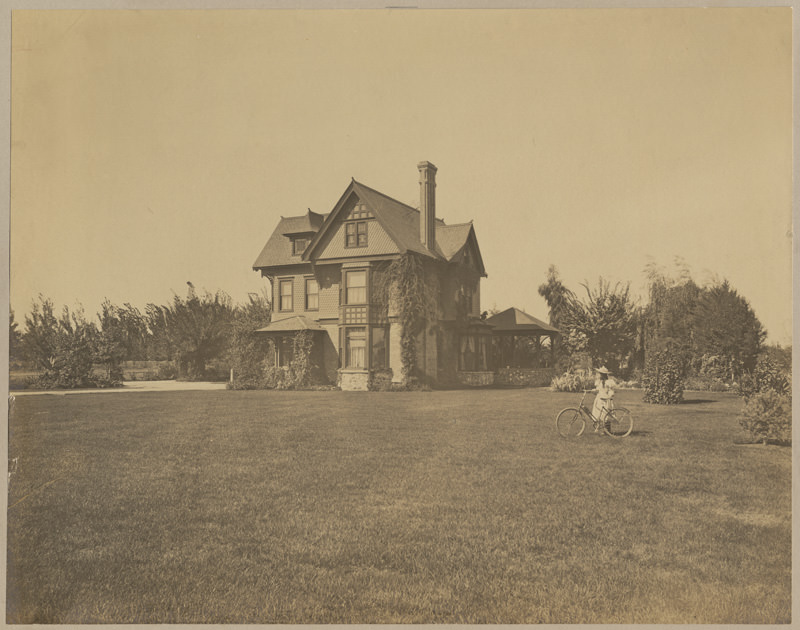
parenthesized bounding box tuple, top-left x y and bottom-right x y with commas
(277, 277, 294, 313)
(303, 275, 319, 312)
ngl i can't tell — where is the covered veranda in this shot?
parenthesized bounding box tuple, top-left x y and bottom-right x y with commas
(486, 307, 560, 373)
(254, 316, 327, 369)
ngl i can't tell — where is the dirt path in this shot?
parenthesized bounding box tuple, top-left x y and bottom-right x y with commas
(10, 380, 228, 396)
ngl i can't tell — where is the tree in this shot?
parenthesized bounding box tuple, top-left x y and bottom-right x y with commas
(155, 284, 235, 380)
(113, 303, 151, 361)
(228, 292, 273, 389)
(93, 300, 127, 385)
(9, 308, 23, 365)
(537, 265, 574, 368)
(538, 265, 573, 328)
(642, 260, 702, 373)
(691, 280, 765, 380)
(560, 278, 638, 374)
(22, 296, 97, 388)
(145, 303, 174, 361)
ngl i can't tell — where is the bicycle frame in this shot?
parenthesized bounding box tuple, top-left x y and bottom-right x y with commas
(556, 389, 633, 439)
(576, 389, 608, 429)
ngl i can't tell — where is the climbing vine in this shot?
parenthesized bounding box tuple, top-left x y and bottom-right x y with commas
(373, 253, 440, 385)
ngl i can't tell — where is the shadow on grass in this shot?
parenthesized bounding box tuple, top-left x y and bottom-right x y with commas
(679, 399, 718, 405)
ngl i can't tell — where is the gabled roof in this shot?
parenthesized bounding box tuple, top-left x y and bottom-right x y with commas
(255, 176, 484, 273)
(485, 307, 560, 334)
(436, 222, 486, 276)
(255, 316, 325, 334)
(347, 180, 446, 260)
(282, 210, 326, 235)
(252, 210, 329, 269)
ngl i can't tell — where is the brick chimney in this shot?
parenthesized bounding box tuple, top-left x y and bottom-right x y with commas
(418, 161, 437, 250)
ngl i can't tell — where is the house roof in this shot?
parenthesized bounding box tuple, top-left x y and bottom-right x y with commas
(348, 179, 446, 260)
(254, 176, 484, 273)
(485, 307, 560, 334)
(281, 210, 326, 235)
(255, 316, 325, 335)
(252, 210, 330, 269)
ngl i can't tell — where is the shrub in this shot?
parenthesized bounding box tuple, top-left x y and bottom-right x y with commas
(228, 295, 273, 390)
(550, 370, 594, 392)
(368, 369, 395, 392)
(156, 362, 178, 380)
(24, 298, 98, 389)
(739, 390, 791, 444)
(738, 354, 790, 400)
(683, 375, 732, 392)
(230, 331, 322, 391)
(642, 348, 684, 404)
(262, 364, 293, 390)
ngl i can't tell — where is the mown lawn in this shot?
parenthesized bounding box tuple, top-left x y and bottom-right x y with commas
(6, 389, 791, 623)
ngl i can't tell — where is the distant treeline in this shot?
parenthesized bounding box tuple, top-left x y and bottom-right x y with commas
(9, 283, 271, 388)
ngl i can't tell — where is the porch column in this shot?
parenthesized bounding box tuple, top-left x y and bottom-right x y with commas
(389, 321, 404, 383)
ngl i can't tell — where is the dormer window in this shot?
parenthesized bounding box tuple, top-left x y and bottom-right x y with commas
(292, 237, 309, 256)
(345, 221, 368, 248)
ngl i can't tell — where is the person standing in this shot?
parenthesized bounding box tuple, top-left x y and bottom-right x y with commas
(592, 367, 617, 431)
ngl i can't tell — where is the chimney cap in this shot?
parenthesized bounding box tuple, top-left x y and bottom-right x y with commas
(417, 161, 438, 172)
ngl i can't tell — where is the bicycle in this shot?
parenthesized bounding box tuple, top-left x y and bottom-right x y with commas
(556, 390, 633, 438)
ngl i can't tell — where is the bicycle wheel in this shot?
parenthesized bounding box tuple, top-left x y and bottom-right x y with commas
(602, 407, 633, 438)
(556, 408, 586, 438)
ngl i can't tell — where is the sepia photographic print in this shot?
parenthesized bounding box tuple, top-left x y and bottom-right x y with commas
(5, 3, 794, 625)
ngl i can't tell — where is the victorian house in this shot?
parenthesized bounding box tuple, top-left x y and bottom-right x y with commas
(252, 162, 490, 390)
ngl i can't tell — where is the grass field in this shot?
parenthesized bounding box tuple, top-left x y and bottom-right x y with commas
(6, 389, 791, 623)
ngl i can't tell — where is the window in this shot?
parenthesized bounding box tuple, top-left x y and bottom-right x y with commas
(345, 221, 368, 248)
(345, 327, 367, 369)
(279, 279, 293, 312)
(305, 278, 319, 311)
(345, 270, 367, 304)
(292, 238, 308, 256)
(459, 334, 490, 371)
(350, 204, 372, 219)
(276, 338, 294, 367)
(371, 327, 388, 369)
(464, 285, 474, 314)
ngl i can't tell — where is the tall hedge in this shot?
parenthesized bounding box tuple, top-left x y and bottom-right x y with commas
(642, 348, 684, 404)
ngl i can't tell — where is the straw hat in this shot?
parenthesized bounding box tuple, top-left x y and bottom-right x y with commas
(595, 366, 611, 375)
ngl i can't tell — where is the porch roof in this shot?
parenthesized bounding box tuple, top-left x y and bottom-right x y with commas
(255, 316, 325, 335)
(485, 307, 560, 335)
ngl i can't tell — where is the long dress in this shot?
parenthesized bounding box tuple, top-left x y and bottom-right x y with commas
(592, 378, 617, 420)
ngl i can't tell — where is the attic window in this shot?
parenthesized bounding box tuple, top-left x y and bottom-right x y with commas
(345, 221, 368, 248)
(292, 237, 309, 256)
(350, 204, 373, 220)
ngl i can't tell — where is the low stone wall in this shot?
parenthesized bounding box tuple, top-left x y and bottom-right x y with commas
(339, 370, 369, 391)
(457, 371, 495, 387)
(494, 367, 555, 388)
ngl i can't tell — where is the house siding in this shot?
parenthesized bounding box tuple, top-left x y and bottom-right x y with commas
(316, 214, 399, 260)
(273, 274, 308, 321)
(316, 265, 341, 320)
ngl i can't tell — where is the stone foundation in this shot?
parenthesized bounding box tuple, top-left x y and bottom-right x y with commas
(339, 370, 369, 391)
(494, 367, 555, 387)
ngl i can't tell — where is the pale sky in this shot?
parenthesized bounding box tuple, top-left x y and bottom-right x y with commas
(10, 8, 793, 343)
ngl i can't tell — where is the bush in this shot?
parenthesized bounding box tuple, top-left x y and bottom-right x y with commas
(642, 348, 684, 404)
(368, 369, 395, 392)
(738, 354, 790, 400)
(157, 362, 178, 380)
(550, 370, 594, 392)
(683, 375, 732, 392)
(739, 390, 791, 444)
